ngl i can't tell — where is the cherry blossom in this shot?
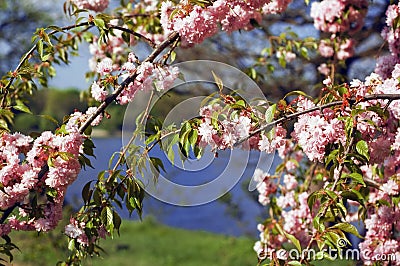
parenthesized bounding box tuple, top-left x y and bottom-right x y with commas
(71, 0, 109, 12)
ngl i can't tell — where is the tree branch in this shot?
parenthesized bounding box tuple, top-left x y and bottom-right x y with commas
(235, 93, 400, 147)
(0, 31, 180, 225)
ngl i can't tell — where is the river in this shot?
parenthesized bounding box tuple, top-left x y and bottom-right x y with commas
(66, 138, 279, 237)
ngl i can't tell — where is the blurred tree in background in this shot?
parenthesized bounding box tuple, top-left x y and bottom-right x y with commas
(0, 0, 57, 75)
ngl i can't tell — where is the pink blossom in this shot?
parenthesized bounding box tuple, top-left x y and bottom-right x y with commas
(258, 134, 273, 153)
(381, 179, 399, 195)
(318, 40, 334, 57)
(117, 62, 157, 104)
(96, 57, 113, 75)
(262, 0, 292, 14)
(375, 55, 400, 79)
(198, 122, 216, 147)
(91, 81, 108, 102)
(65, 223, 84, 238)
(393, 128, 400, 151)
(253, 169, 277, 206)
(85, 107, 103, 126)
(292, 111, 345, 162)
(283, 174, 298, 190)
(386, 4, 400, 27)
(72, 0, 109, 12)
(392, 64, 400, 79)
(161, 3, 218, 47)
(310, 0, 368, 34)
(153, 66, 180, 91)
(285, 160, 297, 171)
(336, 38, 354, 60)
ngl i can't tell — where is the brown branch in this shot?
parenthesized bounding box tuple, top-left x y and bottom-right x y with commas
(108, 25, 156, 48)
(235, 93, 400, 147)
(78, 32, 179, 134)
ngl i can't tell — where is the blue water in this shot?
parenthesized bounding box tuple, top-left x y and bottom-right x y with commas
(66, 138, 278, 237)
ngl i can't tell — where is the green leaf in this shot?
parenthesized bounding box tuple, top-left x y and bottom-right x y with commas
(189, 129, 198, 148)
(68, 239, 75, 251)
(325, 189, 337, 200)
(356, 140, 369, 160)
(113, 211, 122, 234)
(288, 261, 302, 266)
(307, 190, 323, 210)
(346, 172, 366, 186)
(145, 133, 159, 145)
(211, 71, 224, 91)
(265, 104, 276, 123)
(101, 207, 113, 226)
(329, 222, 363, 238)
(94, 18, 106, 29)
(0, 119, 9, 131)
(300, 47, 309, 59)
(150, 157, 166, 172)
(82, 181, 94, 205)
(37, 39, 44, 59)
(275, 223, 302, 252)
(106, 207, 113, 226)
(12, 100, 31, 114)
(170, 51, 176, 62)
(47, 157, 54, 167)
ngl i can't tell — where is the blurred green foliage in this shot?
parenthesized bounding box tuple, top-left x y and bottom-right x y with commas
(11, 216, 258, 266)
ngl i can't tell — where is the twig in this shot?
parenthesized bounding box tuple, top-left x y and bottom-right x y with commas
(108, 25, 156, 48)
(331, 135, 355, 191)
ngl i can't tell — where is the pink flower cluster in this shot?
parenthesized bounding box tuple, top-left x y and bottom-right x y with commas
(258, 124, 288, 158)
(253, 168, 314, 257)
(310, 0, 368, 34)
(291, 97, 345, 162)
(160, 2, 218, 47)
(359, 201, 400, 265)
(350, 70, 400, 265)
(263, 0, 292, 14)
(71, 0, 109, 12)
(0, 129, 84, 233)
(160, 0, 292, 47)
(253, 169, 277, 206)
(64, 217, 108, 246)
(90, 53, 179, 105)
(318, 36, 355, 61)
(88, 20, 129, 73)
(197, 103, 259, 150)
(375, 3, 400, 79)
(66, 108, 104, 130)
(117, 62, 179, 105)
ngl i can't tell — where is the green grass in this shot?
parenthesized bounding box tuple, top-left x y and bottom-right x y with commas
(8, 217, 357, 266)
(9, 217, 258, 266)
